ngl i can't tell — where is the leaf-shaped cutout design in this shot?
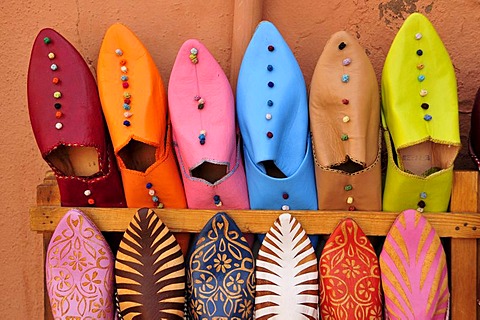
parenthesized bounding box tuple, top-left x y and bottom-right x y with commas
(188, 212, 255, 319)
(255, 213, 318, 320)
(380, 210, 449, 320)
(319, 218, 381, 319)
(115, 208, 185, 319)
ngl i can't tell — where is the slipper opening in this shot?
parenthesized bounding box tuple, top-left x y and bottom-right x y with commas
(398, 141, 460, 177)
(330, 157, 365, 174)
(190, 162, 228, 184)
(47, 145, 100, 177)
(118, 139, 156, 173)
(261, 160, 287, 178)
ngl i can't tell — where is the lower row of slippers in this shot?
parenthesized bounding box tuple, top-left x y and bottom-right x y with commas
(46, 208, 448, 319)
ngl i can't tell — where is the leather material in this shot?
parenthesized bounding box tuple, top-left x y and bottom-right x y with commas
(237, 21, 317, 208)
(309, 31, 381, 211)
(382, 13, 460, 153)
(310, 31, 380, 168)
(168, 39, 249, 210)
(28, 28, 126, 208)
(187, 212, 255, 319)
(255, 213, 319, 319)
(469, 88, 480, 169)
(46, 209, 115, 319)
(383, 130, 454, 212)
(175, 140, 250, 210)
(315, 140, 382, 211)
(319, 218, 382, 319)
(380, 210, 449, 320)
(97, 23, 187, 209)
(115, 208, 185, 319)
(381, 13, 460, 212)
(237, 21, 317, 247)
(237, 21, 312, 177)
(244, 137, 317, 211)
(97, 23, 188, 254)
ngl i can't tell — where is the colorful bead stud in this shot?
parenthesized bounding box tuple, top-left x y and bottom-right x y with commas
(199, 130, 206, 145)
(190, 48, 199, 64)
(198, 98, 205, 110)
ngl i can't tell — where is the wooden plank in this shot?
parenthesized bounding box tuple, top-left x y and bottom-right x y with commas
(229, 0, 262, 92)
(30, 206, 480, 238)
(450, 171, 478, 319)
(36, 171, 60, 206)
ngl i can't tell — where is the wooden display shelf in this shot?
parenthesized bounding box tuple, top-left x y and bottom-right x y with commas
(31, 170, 480, 319)
(31, 206, 480, 238)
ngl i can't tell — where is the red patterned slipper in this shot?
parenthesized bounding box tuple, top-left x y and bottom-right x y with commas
(319, 218, 382, 319)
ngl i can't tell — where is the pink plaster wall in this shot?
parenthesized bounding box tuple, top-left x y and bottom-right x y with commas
(1, 0, 478, 316)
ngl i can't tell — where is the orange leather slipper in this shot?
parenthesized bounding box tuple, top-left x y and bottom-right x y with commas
(97, 23, 189, 255)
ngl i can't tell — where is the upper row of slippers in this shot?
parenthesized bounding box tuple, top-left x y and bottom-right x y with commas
(28, 13, 472, 223)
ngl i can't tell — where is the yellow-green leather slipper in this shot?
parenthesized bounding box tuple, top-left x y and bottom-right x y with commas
(382, 13, 461, 212)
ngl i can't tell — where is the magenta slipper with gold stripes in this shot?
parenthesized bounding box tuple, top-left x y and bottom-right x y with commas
(380, 210, 449, 319)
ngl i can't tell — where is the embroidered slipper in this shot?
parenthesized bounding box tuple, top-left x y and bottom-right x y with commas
(115, 208, 186, 319)
(255, 213, 319, 319)
(28, 28, 125, 207)
(319, 218, 382, 319)
(237, 21, 317, 245)
(380, 209, 449, 319)
(168, 39, 249, 210)
(97, 23, 190, 254)
(309, 31, 382, 211)
(381, 13, 461, 212)
(187, 212, 255, 319)
(46, 209, 115, 319)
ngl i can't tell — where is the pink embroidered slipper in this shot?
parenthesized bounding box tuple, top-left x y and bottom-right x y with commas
(46, 209, 115, 319)
(380, 210, 449, 319)
(168, 39, 249, 210)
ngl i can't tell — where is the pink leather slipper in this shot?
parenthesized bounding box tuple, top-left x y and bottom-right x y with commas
(46, 209, 115, 319)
